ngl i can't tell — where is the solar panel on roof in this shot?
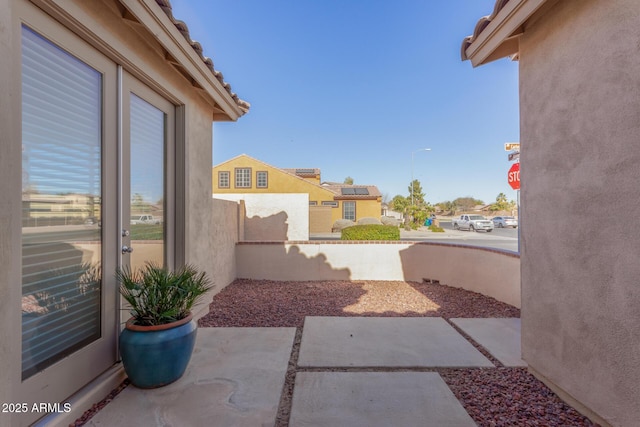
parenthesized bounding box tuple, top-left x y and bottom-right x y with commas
(341, 188, 356, 195)
(295, 168, 316, 174)
(355, 188, 369, 195)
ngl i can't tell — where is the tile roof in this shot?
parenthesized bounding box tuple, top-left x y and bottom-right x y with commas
(460, 0, 512, 60)
(155, 0, 250, 114)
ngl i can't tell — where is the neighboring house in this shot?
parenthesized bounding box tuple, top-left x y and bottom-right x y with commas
(463, 1, 639, 426)
(381, 203, 403, 220)
(320, 182, 383, 222)
(212, 154, 383, 229)
(472, 204, 492, 213)
(1, 0, 247, 425)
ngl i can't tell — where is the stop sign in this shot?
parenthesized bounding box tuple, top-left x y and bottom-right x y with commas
(508, 162, 520, 190)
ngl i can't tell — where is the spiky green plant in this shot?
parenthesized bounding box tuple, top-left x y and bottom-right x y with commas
(117, 263, 213, 326)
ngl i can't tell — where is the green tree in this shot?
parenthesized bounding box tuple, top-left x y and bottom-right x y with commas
(391, 195, 409, 213)
(408, 203, 435, 229)
(408, 179, 425, 205)
(490, 192, 510, 212)
(391, 195, 411, 230)
(437, 200, 456, 216)
(343, 176, 354, 185)
(453, 196, 483, 212)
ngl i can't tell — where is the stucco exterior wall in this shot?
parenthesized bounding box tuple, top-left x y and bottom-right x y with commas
(0, 0, 21, 414)
(346, 199, 383, 221)
(519, 1, 640, 425)
(214, 193, 309, 241)
(236, 242, 520, 308)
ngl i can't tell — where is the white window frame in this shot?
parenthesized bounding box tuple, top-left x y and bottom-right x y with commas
(343, 201, 356, 220)
(218, 171, 230, 188)
(234, 168, 251, 188)
(256, 171, 268, 188)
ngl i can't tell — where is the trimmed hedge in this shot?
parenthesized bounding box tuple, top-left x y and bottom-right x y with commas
(341, 224, 400, 240)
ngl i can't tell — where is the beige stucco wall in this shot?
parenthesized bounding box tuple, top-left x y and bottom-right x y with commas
(309, 205, 333, 233)
(191, 198, 239, 319)
(519, 1, 640, 425)
(236, 242, 520, 308)
(214, 193, 309, 241)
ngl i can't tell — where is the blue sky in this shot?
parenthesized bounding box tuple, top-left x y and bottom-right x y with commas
(170, 0, 520, 205)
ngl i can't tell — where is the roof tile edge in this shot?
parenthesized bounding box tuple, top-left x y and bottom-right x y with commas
(155, 0, 250, 113)
(460, 0, 512, 61)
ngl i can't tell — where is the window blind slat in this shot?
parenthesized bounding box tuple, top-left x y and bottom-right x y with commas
(21, 26, 103, 380)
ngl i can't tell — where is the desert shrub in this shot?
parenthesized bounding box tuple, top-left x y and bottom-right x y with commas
(428, 224, 445, 232)
(341, 224, 400, 240)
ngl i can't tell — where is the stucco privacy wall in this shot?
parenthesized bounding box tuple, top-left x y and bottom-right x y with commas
(194, 197, 240, 318)
(519, 1, 640, 425)
(236, 242, 520, 308)
(214, 193, 309, 241)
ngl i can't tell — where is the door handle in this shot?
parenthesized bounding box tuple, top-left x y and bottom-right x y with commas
(121, 245, 134, 254)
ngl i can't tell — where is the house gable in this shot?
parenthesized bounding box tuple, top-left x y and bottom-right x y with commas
(213, 154, 336, 201)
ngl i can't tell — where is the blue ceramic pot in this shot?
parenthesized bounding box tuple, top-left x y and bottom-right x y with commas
(119, 313, 197, 388)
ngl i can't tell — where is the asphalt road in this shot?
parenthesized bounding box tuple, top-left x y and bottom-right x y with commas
(435, 221, 519, 252)
(311, 221, 520, 253)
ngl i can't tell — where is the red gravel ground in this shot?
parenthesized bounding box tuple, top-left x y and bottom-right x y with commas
(198, 279, 521, 327)
(74, 279, 600, 426)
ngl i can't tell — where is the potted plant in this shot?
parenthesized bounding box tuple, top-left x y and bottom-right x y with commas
(116, 263, 213, 388)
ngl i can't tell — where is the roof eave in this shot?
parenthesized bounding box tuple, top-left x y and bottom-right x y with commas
(120, 0, 248, 121)
(462, 0, 553, 67)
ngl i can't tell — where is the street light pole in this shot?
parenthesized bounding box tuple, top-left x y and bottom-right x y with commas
(411, 148, 431, 206)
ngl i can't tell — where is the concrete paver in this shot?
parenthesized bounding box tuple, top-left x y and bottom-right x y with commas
(87, 327, 295, 427)
(298, 316, 493, 368)
(289, 372, 477, 427)
(451, 318, 526, 367)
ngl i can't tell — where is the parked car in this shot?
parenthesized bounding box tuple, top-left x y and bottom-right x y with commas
(492, 216, 518, 228)
(130, 215, 160, 225)
(451, 214, 494, 232)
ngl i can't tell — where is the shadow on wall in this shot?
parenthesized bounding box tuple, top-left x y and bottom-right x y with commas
(236, 243, 351, 281)
(244, 211, 289, 241)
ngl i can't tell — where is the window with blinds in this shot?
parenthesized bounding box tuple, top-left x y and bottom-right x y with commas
(129, 93, 166, 268)
(21, 26, 102, 380)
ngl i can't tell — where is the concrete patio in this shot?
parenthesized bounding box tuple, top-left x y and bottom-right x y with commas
(86, 316, 525, 426)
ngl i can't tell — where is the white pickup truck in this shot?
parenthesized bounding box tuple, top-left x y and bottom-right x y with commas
(130, 214, 160, 225)
(452, 214, 494, 232)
